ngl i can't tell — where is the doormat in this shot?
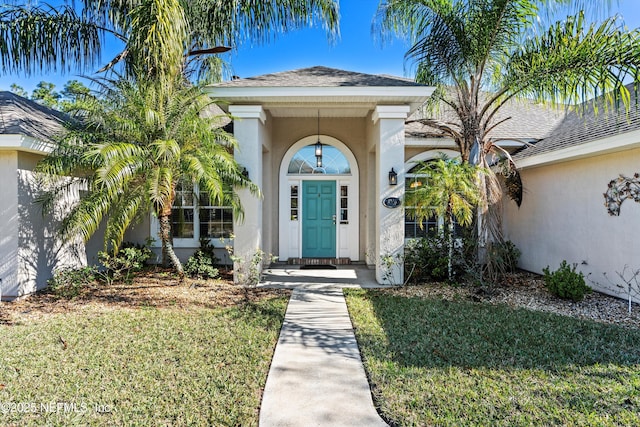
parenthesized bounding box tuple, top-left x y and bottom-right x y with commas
(300, 264, 337, 270)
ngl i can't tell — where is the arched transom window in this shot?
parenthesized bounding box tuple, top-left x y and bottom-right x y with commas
(287, 144, 351, 175)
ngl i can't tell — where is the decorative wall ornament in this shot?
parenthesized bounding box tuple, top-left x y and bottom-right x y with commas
(499, 159, 522, 207)
(604, 173, 640, 216)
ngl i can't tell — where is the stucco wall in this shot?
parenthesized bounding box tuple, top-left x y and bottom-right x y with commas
(365, 113, 379, 265)
(1, 151, 100, 300)
(0, 151, 19, 301)
(504, 147, 640, 300)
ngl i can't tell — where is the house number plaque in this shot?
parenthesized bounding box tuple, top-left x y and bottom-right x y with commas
(382, 197, 401, 208)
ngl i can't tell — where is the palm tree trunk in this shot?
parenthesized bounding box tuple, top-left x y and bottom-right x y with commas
(447, 209, 454, 282)
(158, 213, 184, 277)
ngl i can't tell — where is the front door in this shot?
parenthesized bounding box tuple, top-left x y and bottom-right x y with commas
(302, 181, 336, 258)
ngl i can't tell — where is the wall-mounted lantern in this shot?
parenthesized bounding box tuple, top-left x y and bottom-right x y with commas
(389, 168, 398, 186)
(241, 167, 249, 179)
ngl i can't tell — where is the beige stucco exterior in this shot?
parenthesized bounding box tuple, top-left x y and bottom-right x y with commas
(4, 68, 639, 300)
(505, 145, 640, 300)
(206, 70, 434, 284)
(0, 148, 100, 300)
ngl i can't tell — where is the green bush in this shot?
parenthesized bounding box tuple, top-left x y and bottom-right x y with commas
(185, 239, 220, 279)
(488, 240, 521, 273)
(98, 242, 153, 284)
(543, 261, 591, 301)
(47, 266, 97, 298)
(404, 235, 470, 283)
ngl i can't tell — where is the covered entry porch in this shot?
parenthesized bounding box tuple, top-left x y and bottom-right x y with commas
(207, 67, 433, 284)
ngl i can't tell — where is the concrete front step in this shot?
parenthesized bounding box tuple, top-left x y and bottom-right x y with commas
(287, 257, 352, 266)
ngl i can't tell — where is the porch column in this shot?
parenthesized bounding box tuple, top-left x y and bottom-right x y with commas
(372, 105, 410, 284)
(228, 105, 266, 283)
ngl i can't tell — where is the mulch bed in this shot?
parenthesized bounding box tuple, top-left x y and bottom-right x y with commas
(3, 269, 638, 329)
(0, 267, 289, 325)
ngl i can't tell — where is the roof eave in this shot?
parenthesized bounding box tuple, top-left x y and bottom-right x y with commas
(515, 129, 640, 169)
(205, 86, 434, 116)
(0, 134, 55, 154)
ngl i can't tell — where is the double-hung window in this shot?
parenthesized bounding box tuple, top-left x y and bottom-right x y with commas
(170, 182, 233, 243)
(404, 163, 464, 239)
(404, 172, 439, 238)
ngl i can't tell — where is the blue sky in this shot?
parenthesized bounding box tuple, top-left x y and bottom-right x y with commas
(2, 0, 640, 93)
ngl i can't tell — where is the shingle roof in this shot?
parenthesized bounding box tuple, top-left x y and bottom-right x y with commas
(0, 91, 67, 141)
(405, 94, 566, 141)
(214, 66, 425, 88)
(213, 66, 640, 159)
(512, 84, 640, 160)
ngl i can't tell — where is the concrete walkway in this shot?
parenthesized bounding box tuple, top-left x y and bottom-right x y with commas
(258, 266, 389, 427)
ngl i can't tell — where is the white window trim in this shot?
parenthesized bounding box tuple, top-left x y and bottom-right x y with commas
(149, 184, 234, 249)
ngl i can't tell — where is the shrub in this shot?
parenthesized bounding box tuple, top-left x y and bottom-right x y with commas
(47, 266, 97, 298)
(185, 238, 220, 279)
(489, 240, 521, 273)
(485, 240, 522, 283)
(543, 261, 591, 301)
(185, 252, 219, 279)
(121, 241, 154, 264)
(98, 243, 153, 284)
(404, 235, 470, 283)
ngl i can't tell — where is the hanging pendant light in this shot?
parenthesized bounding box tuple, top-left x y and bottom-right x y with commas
(315, 110, 323, 168)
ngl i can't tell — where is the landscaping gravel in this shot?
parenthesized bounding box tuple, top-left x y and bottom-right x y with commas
(487, 273, 640, 329)
(392, 271, 640, 329)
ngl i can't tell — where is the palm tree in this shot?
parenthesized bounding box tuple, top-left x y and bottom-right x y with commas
(377, 0, 640, 243)
(3, 0, 338, 277)
(1, 0, 339, 80)
(37, 75, 259, 276)
(405, 157, 482, 281)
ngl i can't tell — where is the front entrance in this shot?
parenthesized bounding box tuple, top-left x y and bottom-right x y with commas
(279, 136, 359, 261)
(302, 181, 336, 258)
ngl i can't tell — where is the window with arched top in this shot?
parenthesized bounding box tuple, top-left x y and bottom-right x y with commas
(287, 144, 351, 175)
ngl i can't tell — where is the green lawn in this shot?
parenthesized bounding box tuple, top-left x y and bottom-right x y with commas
(345, 289, 640, 427)
(0, 287, 288, 426)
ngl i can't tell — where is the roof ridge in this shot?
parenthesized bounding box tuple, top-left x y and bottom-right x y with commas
(213, 66, 425, 88)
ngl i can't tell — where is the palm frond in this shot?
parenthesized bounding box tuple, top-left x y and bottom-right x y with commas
(147, 166, 174, 211)
(501, 11, 640, 110)
(186, 0, 340, 47)
(104, 186, 147, 252)
(405, 156, 482, 228)
(59, 189, 113, 243)
(125, 0, 188, 80)
(0, 3, 101, 75)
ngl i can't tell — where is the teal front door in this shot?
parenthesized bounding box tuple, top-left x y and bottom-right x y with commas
(302, 181, 336, 258)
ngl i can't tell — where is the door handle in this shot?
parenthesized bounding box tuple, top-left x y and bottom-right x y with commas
(332, 214, 336, 224)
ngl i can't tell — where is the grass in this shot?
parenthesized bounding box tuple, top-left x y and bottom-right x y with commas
(0, 277, 289, 426)
(345, 288, 640, 427)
